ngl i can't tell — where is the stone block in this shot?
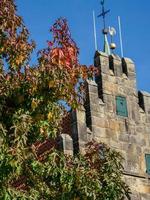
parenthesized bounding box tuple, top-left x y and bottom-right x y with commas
(129, 194, 141, 200)
(75, 109, 86, 122)
(94, 51, 110, 74)
(92, 125, 107, 138)
(91, 116, 107, 128)
(141, 193, 150, 200)
(103, 82, 118, 95)
(94, 136, 110, 145)
(77, 122, 87, 142)
(110, 54, 123, 77)
(109, 120, 120, 131)
(105, 128, 118, 141)
(86, 80, 99, 95)
(88, 93, 99, 104)
(90, 110, 105, 118)
(60, 134, 73, 155)
(123, 57, 136, 73)
(109, 139, 122, 150)
(119, 134, 129, 142)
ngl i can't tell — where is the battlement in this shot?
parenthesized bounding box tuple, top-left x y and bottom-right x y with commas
(94, 51, 136, 78)
(61, 52, 150, 147)
(138, 91, 150, 113)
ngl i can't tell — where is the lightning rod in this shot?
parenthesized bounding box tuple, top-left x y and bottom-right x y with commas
(93, 10, 98, 51)
(118, 16, 124, 57)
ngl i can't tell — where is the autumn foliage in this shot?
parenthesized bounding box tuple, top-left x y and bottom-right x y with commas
(0, 0, 130, 199)
(0, 0, 35, 70)
(38, 17, 97, 107)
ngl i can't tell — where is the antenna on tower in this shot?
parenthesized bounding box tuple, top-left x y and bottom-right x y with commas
(118, 16, 124, 57)
(93, 10, 98, 51)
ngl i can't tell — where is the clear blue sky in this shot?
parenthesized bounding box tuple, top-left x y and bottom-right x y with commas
(16, 0, 150, 92)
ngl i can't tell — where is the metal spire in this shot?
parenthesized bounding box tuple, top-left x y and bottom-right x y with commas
(98, 0, 110, 55)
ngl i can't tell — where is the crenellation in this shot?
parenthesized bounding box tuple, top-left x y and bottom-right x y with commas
(108, 55, 115, 73)
(123, 57, 136, 74)
(122, 58, 128, 76)
(123, 57, 137, 89)
(84, 82, 92, 130)
(139, 91, 150, 113)
(85, 80, 105, 117)
(71, 107, 87, 154)
(95, 51, 110, 74)
(109, 54, 123, 76)
(86, 79, 98, 94)
(59, 134, 73, 155)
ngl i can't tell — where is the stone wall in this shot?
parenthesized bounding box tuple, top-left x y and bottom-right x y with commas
(62, 51, 150, 200)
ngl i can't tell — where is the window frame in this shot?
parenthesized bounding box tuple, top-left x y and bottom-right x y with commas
(145, 154, 150, 175)
(116, 96, 128, 117)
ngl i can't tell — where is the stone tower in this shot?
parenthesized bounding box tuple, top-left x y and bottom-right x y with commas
(62, 51, 150, 199)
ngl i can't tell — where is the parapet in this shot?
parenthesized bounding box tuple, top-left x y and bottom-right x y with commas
(138, 91, 150, 114)
(94, 51, 136, 80)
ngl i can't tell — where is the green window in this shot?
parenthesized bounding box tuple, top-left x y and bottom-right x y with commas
(116, 96, 128, 117)
(145, 154, 150, 175)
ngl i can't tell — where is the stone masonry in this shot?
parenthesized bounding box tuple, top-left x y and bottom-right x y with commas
(61, 51, 150, 200)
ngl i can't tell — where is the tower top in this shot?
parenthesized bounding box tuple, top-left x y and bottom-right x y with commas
(98, 0, 111, 55)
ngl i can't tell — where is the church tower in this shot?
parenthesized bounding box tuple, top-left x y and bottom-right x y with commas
(61, 1, 150, 199)
(92, 51, 150, 200)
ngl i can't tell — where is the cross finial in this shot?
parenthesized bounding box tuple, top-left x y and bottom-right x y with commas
(98, 0, 110, 31)
(98, 0, 111, 55)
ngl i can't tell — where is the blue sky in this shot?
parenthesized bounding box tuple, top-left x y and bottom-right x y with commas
(16, 0, 150, 92)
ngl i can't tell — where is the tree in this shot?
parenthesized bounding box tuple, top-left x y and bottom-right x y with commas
(0, 0, 131, 199)
(0, 0, 35, 71)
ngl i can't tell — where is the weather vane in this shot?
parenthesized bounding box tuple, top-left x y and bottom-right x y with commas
(98, 0, 110, 33)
